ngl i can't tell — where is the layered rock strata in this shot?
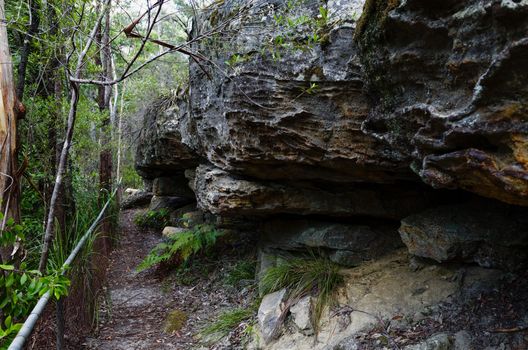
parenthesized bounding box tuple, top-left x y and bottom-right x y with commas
(135, 0, 528, 280)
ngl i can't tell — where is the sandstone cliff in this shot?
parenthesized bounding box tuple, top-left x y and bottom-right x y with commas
(136, 0, 527, 268)
(135, 0, 528, 348)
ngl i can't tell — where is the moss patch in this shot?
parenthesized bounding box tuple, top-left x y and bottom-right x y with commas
(354, 0, 400, 41)
(164, 309, 188, 333)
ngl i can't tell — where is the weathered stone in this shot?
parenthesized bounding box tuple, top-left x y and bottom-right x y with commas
(399, 200, 528, 270)
(267, 250, 503, 350)
(161, 226, 187, 238)
(187, 0, 412, 184)
(357, 0, 528, 206)
(403, 333, 453, 350)
(194, 165, 444, 220)
(258, 288, 288, 344)
(152, 176, 194, 198)
(261, 219, 402, 266)
(290, 296, 313, 335)
(453, 331, 472, 350)
(149, 195, 194, 211)
(120, 191, 153, 209)
(135, 96, 198, 178)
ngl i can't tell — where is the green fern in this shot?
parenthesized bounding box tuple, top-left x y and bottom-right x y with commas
(136, 224, 223, 272)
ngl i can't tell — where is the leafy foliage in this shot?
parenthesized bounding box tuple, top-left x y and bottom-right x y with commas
(0, 213, 70, 345)
(136, 224, 223, 272)
(260, 255, 344, 334)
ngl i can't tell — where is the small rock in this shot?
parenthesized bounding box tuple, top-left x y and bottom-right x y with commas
(329, 336, 360, 350)
(404, 333, 453, 350)
(453, 330, 472, 350)
(150, 195, 193, 211)
(257, 288, 287, 344)
(120, 191, 153, 209)
(181, 211, 205, 226)
(290, 296, 313, 334)
(162, 226, 187, 238)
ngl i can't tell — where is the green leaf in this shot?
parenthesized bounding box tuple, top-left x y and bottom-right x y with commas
(0, 264, 15, 271)
(20, 273, 28, 285)
(4, 316, 11, 328)
(6, 274, 15, 288)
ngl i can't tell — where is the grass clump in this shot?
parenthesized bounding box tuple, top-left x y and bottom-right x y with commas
(164, 309, 188, 333)
(134, 209, 170, 230)
(260, 255, 344, 334)
(224, 260, 256, 286)
(136, 224, 223, 272)
(201, 308, 254, 339)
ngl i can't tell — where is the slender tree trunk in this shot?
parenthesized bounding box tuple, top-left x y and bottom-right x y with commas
(16, 0, 40, 100)
(38, 0, 111, 272)
(0, 0, 22, 263)
(95, 0, 113, 255)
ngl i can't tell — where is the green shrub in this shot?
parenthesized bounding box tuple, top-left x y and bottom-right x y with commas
(260, 255, 344, 334)
(134, 209, 170, 230)
(136, 224, 223, 272)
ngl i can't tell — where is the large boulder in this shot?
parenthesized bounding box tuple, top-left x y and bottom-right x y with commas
(260, 218, 403, 266)
(120, 191, 153, 209)
(399, 200, 528, 270)
(149, 195, 194, 211)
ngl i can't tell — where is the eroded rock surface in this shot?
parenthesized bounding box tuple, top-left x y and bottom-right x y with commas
(133, 0, 528, 348)
(356, 0, 528, 205)
(260, 218, 403, 266)
(193, 165, 446, 219)
(399, 200, 528, 270)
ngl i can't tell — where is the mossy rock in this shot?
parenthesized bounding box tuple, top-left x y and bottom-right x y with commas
(354, 0, 400, 42)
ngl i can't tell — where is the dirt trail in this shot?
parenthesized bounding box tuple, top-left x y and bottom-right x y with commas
(83, 209, 194, 350)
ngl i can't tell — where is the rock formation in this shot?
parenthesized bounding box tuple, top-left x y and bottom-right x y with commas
(134, 0, 528, 348)
(136, 0, 528, 268)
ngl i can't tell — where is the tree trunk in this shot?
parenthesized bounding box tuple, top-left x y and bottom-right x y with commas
(95, 0, 113, 256)
(0, 0, 22, 262)
(16, 0, 40, 100)
(38, 0, 111, 273)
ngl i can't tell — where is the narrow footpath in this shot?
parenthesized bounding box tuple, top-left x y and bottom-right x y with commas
(83, 209, 194, 350)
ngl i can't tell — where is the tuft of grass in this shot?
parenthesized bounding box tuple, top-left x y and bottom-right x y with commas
(201, 308, 254, 339)
(260, 255, 344, 334)
(165, 309, 188, 333)
(224, 260, 256, 286)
